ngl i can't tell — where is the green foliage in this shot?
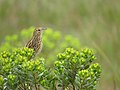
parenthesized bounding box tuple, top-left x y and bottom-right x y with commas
(54, 48, 101, 90)
(0, 47, 101, 90)
(0, 1, 120, 89)
(0, 27, 80, 66)
(0, 47, 48, 90)
(0, 27, 101, 90)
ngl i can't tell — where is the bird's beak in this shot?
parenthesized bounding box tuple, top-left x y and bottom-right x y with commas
(41, 27, 47, 31)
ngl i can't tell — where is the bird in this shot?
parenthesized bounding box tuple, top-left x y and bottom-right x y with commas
(26, 27, 47, 55)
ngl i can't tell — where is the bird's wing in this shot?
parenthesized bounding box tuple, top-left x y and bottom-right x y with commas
(26, 39, 33, 48)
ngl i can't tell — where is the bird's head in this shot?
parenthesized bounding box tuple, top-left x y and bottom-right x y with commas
(35, 27, 47, 32)
(33, 27, 47, 36)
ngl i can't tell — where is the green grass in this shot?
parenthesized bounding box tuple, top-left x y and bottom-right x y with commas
(0, 0, 120, 89)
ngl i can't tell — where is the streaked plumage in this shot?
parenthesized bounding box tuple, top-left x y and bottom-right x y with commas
(26, 27, 46, 54)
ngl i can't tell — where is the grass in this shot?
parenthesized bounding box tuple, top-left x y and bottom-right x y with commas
(0, 0, 120, 89)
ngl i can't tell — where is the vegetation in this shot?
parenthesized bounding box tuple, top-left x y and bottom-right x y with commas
(0, 0, 119, 89)
(0, 47, 101, 90)
(0, 27, 80, 66)
(0, 27, 101, 90)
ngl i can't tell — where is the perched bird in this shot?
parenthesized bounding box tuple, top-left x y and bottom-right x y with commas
(26, 27, 47, 54)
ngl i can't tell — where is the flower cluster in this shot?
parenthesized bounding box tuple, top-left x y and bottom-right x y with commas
(55, 48, 101, 90)
(77, 63, 101, 89)
(0, 27, 80, 66)
(0, 47, 47, 90)
(0, 46, 101, 90)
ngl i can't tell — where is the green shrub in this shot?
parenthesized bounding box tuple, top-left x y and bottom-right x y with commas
(0, 47, 101, 90)
(0, 47, 49, 90)
(54, 48, 101, 90)
(0, 27, 101, 90)
(0, 27, 80, 66)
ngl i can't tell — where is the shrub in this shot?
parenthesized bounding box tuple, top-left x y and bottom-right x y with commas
(0, 47, 48, 90)
(0, 27, 101, 90)
(0, 27, 80, 66)
(0, 47, 101, 90)
(54, 48, 101, 90)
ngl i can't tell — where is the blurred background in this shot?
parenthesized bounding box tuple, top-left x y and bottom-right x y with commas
(0, 0, 120, 90)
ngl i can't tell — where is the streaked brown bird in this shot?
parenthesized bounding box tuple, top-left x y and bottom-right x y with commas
(26, 27, 47, 54)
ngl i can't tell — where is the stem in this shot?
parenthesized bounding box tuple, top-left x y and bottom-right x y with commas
(62, 79, 65, 90)
(35, 83, 37, 90)
(29, 83, 32, 90)
(18, 84, 24, 90)
(23, 83, 27, 90)
(18, 77, 24, 90)
(70, 69, 76, 90)
(72, 83, 75, 90)
(33, 73, 38, 90)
